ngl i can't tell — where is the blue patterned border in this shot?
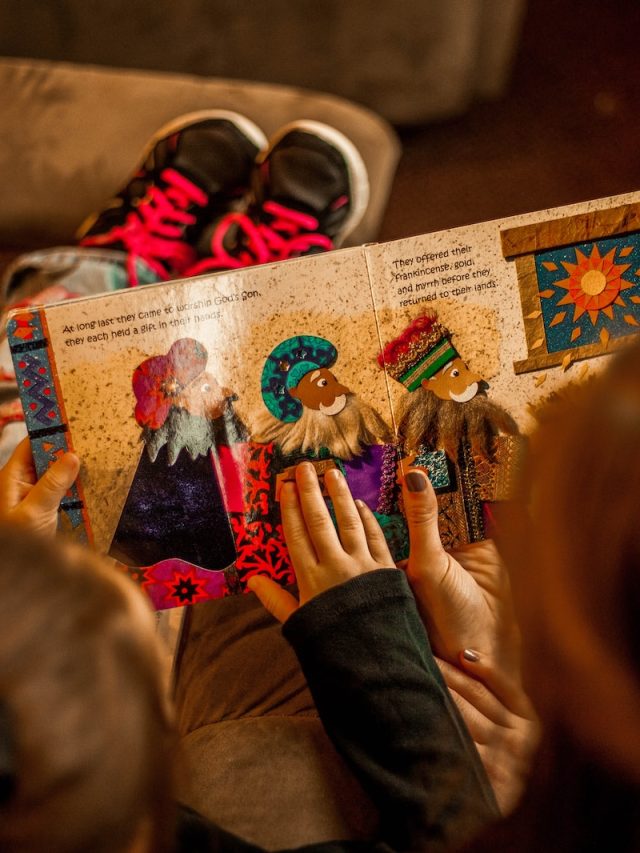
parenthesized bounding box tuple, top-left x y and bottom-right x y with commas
(7, 309, 88, 541)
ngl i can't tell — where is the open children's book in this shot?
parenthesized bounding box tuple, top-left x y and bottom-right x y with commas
(8, 190, 640, 611)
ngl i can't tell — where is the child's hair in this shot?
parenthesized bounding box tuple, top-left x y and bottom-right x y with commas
(0, 529, 177, 853)
(470, 341, 640, 853)
(513, 339, 640, 782)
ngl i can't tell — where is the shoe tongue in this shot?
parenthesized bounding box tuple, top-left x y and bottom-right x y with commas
(266, 148, 346, 216)
(193, 218, 242, 259)
(171, 127, 256, 197)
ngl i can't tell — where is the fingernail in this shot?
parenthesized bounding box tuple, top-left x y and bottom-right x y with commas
(326, 467, 342, 481)
(463, 648, 480, 662)
(405, 470, 428, 492)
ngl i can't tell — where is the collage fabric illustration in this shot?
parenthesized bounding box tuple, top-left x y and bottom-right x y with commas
(8, 191, 640, 609)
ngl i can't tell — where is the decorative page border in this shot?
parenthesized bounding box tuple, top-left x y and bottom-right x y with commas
(501, 202, 640, 374)
(7, 308, 92, 543)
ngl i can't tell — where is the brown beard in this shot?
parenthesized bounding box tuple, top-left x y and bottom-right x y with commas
(398, 387, 519, 461)
(252, 394, 393, 459)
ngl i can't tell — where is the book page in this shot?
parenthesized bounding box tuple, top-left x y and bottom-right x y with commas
(11, 246, 396, 607)
(366, 190, 640, 547)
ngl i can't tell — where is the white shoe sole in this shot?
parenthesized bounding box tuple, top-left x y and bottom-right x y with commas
(259, 119, 370, 248)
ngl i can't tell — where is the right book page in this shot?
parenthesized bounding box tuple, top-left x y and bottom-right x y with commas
(367, 190, 640, 548)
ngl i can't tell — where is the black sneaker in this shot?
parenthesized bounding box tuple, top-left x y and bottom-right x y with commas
(77, 110, 267, 285)
(184, 120, 370, 275)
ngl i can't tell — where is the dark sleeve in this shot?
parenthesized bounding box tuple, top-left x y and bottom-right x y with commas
(282, 570, 499, 853)
(175, 803, 265, 853)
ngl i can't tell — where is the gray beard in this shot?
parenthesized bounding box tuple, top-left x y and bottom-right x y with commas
(142, 404, 246, 465)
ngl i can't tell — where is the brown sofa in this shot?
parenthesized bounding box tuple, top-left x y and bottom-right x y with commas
(0, 1, 526, 125)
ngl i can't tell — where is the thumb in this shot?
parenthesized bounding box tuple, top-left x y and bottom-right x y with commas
(247, 575, 299, 623)
(26, 453, 80, 516)
(402, 468, 446, 574)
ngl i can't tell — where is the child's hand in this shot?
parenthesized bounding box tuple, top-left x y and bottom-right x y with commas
(249, 461, 394, 622)
(0, 437, 80, 538)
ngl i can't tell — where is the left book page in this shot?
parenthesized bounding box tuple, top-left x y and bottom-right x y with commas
(7, 247, 394, 609)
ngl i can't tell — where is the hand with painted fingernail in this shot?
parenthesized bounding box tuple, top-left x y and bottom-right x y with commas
(249, 461, 394, 623)
(436, 649, 539, 814)
(401, 467, 520, 679)
(0, 437, 80, 538)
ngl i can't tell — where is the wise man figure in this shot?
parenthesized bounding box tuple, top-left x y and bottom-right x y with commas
(110, 337, 248, 607)
(231, 334, 406, 585)
(378, 312, 525, 548)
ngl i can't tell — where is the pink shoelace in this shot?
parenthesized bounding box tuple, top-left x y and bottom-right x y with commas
(185, 200, 334, 276)
(80, 168, 208, 286)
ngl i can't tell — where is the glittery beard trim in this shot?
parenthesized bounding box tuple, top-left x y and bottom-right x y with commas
(458, 438, 485, 543)
(377, 443, 402, 515)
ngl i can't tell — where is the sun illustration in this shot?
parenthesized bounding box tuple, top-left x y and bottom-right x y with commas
(545, 244, 633, 325)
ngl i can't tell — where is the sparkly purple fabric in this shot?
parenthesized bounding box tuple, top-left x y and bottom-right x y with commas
(343, 444, 385, 509)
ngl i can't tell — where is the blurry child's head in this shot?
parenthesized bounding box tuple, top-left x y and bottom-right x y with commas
(0, 529, 176, 853)
(507, 339, 640, 784)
